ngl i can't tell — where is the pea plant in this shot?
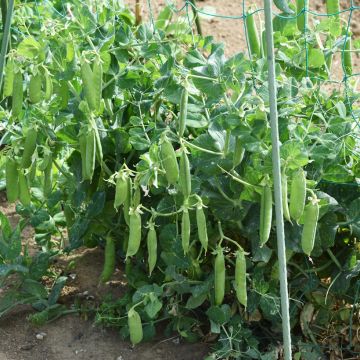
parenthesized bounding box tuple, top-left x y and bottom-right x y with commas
(0, 0, 359, 358)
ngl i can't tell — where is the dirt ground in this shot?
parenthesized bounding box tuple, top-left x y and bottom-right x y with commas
(1, 1, 360, 360)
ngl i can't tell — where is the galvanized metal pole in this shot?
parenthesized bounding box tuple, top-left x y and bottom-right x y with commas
(0, 0, 14, 91)
(263, 1, 292, 359)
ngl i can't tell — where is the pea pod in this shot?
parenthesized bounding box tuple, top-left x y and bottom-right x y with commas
(5, 158, 19, 202)
(114, 171, 129, 209)
(274, 0, 295, 14)
(301, 199, 319, 256)
(18, 170, 31, 206)
(235, 250, 247, 307)
(259, 185, 273, 246)
(344, 36, 352, 76)
(44, 72, 53, 100)
(233, 137, 245, 168)
(214, 246, 225, 306)
(79, 130, 87, 180)
(289, 169, 306, 222)
(57, 80, 69, 109)
(178, 87, 188, 138)
(92, 58, 103, 112)
(100, 236, 116, 283)
(296, 0, 306, 32)
(43, 158, 52, 197)
(160, 136, 179, 185)
(81, 61, 96, 111)
(83, 127, 96, 181)
(128, 308, 143, 345)
(126, 207, 142, 258)
(246, 10, 261, 58)
(196, 201, 208, 252)
(29, 74, 43, 103)
(147, 223, 157, 275)
(181, 207, 190, 254)
(281, 170, 291, 222)
(123, 176, 132, 226)
(12, 71, 23, 118)
(21, 128, 38, 169)
(179, 150, 191, 197)
(3, 59, 14, 97)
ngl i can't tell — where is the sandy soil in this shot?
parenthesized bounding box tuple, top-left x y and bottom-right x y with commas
(1, 1, 360, 360)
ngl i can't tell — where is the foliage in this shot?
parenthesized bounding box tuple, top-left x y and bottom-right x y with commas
(0, 0, 360, 358)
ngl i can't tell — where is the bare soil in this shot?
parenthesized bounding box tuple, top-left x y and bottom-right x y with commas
(1, 1, 360, 360)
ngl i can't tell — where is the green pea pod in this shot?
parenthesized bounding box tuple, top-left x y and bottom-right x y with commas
(92, 120, 103, 163)
(79, 130, 87, 180)
(289, 169, 306, 222)
(29, 74, 43, 103)
(196, 202, 208, 252)
(114, 171, 129, 209)
(12, 71, 23, 118)
(84, 128, 96, 181)
(179, 150, 191, 197)
(296, 0, 306, 32)
(21, 128, 38, 169)
(214, 246, 225, 306)
(18, 170, 31, 206)
(178, 87, 188, 138)
(274, 0, 295, 14)
(5, 158, 19, 202)
(344, 36, 352, 76)
(261, 30, 267, 58)
(235, 250, 247, 307)
(126, 208, 142, 258)
(43, 158, 52, 197)
(301, 200, 319, 256)
(246, 10, 261, 58)
(100, 236, 116, 283)
(260, 185, 273, 246)
(181, 207, 190, 254)
(92, 58, 103, 112)
(281, 170, 291, 222)
(81, 61, 96, 111)
(44, 72, 53, 100)
(233, 137, 245, 168)
(57, 80, 69, 109)
(160, 136, 179, 185)
(3, 59, 14, 97)
(128, 308, 143, 345)
(123, 177, 132, 226)
(147, 223, 157, 275)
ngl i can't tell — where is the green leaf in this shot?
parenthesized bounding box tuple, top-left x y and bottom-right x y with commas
(206, 305, 231, 325)
(21, 279, 47, 299)
(185, 293, 207, 309)
(17, 37, 42, 59)
(48, 276, 67, 306)
(308, 49, 325, 69)
(144, 294, 162, 319)
(0, 264, 29, 278)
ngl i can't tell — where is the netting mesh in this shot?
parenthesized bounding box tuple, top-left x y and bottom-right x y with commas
(138, 0, 360, 183)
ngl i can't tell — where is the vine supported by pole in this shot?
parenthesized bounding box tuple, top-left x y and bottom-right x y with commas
(263, 1, 292, 359)
(0, 0, 14, 91)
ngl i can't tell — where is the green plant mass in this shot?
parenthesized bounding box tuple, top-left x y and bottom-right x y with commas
(0, 1, 359, 359)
